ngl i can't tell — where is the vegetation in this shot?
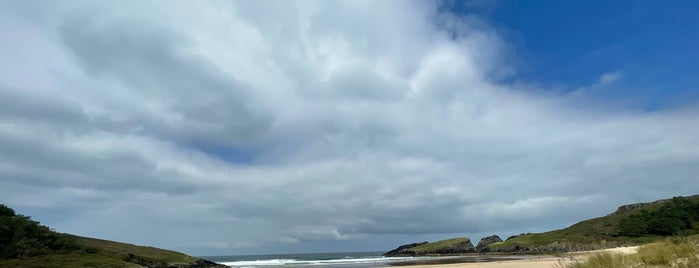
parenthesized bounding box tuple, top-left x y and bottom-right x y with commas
(618, 197, 699, 237)
(410, 237, 473, 253)
(0, 204, 221, 268)
(558, 235, 699, 268)
(383, 237, 476, 256)
(489, 195, 699, 252)
(0, 204, 82, 259)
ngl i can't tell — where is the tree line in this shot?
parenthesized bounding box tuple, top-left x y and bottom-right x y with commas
(0, 204, 83, 259)
(618, 197, 699, 237)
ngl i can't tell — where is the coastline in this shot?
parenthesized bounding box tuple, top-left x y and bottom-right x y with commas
(386, 246, 640, 268)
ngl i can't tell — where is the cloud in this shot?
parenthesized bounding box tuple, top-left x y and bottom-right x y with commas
(570, 71, 623, 96)
(599, 71, 622, 85)
(0, 0, 697, 255)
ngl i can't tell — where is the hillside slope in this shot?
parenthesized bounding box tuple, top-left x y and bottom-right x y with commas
(0, 204, 225, 268)
(383, 237, 475, 256)
(384, 195, 699, 255)
(488, 195, 699, 252)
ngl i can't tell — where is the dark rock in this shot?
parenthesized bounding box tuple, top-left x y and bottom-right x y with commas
(382, 242, 428, 256)
(487, 240, 625, 253)
(123, 254, 227, 268)
(168, 258, 228, 268)
(476, 235, 503, 252)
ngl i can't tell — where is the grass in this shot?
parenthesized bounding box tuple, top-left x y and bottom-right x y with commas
(557, 235, 699, 268)
(489, 195, 699, 252)
(76, 235, 196, 264)
(0, 251, 134, 268)
(410, 237, 473, 253)
(0, 235, 199, 268)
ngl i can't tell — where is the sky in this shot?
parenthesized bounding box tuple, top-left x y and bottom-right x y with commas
(1, 0, 698, 256)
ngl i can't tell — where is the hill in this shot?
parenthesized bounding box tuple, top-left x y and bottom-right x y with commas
(487, 195, 699, 252)
(383, 237, 475, 256)
(384, 195, 699, 255)
(0, 204, 225, 268)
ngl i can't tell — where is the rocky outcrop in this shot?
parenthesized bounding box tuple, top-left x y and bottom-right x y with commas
(488, 240, 625, 253)
(383, 238, 475, 256)
(476, 235, 502, 252)
(382, 242, 428, 256)
(123, 254, 227, 268)
(433, 240, 475, 254)
(169, 259, 228, 268)
(609, 198, 672, 216)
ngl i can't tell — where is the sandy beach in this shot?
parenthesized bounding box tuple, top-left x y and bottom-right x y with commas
(397, 246, 640, 268)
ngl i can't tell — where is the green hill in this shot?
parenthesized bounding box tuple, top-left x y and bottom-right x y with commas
(383, 195, 699, 255)
(383, 237, 475, 256)
(0, 204, 225, 268)
(488, 195, 699, 252)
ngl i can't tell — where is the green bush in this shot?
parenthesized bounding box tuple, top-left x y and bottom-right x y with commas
(618, 197, 699, 237)
(0, 204, 81, 259)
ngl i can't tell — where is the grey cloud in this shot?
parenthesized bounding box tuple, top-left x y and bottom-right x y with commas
(0, 86, 88, 127)
(0, 128, 198, 194)
(323, 67, 408, 101)
(59, 15, 273, 147)
(0, 0, 697, 256)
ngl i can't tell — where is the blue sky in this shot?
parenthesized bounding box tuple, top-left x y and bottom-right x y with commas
(450, 0, 699, 109)
(0, 0, 698, 256)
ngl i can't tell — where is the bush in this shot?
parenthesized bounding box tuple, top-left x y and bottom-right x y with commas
(618, 197, 699, 237)
(0, 204, 81, 259)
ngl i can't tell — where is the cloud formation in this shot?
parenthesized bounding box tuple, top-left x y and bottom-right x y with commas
(0, 0, 698, 254)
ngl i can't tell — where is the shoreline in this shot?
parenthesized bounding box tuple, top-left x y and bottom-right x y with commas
(386, 246, 640, 268)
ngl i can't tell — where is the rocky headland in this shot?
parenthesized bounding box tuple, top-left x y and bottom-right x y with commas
(475, 235, 503, 252)
(383, 238, 475, 256)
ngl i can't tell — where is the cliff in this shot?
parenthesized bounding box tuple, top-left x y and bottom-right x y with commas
(475, 235, 503, 252)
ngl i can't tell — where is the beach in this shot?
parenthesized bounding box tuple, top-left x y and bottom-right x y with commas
(396, 246, 640, 268)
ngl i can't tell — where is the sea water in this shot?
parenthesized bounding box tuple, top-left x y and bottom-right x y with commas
(203, 251, 409, 268)
(202, 251, 531, 268)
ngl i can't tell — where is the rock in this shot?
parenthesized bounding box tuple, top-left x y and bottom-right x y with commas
(383, 238, 476, 256)
(476, 235, 503, 252)
(382, 242, 428, 256)
(169, 259, 229, 268)
(608, 198, 673, 216)
(434, 240, 475, 254)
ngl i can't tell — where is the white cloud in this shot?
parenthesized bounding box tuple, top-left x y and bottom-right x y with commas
(599, 71, 622, 85)
(0, 0, 697, 255)
(570, 70, 623, 96)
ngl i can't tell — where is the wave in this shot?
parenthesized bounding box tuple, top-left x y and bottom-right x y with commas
(220, 256, 417, 267)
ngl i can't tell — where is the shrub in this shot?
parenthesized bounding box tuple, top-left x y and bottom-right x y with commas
(618, 197, 699, 237)
(0, 204, 81, 259)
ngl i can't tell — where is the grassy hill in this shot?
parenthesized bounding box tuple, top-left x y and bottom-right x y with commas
(383, 195, 699, 255)
(488, 195, 699, 252)
(0, 204, 225, 268)
(383, 237, 475, 256)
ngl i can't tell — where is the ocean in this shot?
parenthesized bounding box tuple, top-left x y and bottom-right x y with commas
(203, 251, 401, 268)
(202, 251, 532, 268)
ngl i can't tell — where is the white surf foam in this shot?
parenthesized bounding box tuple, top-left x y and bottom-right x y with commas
(220, 256, 417, 267)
